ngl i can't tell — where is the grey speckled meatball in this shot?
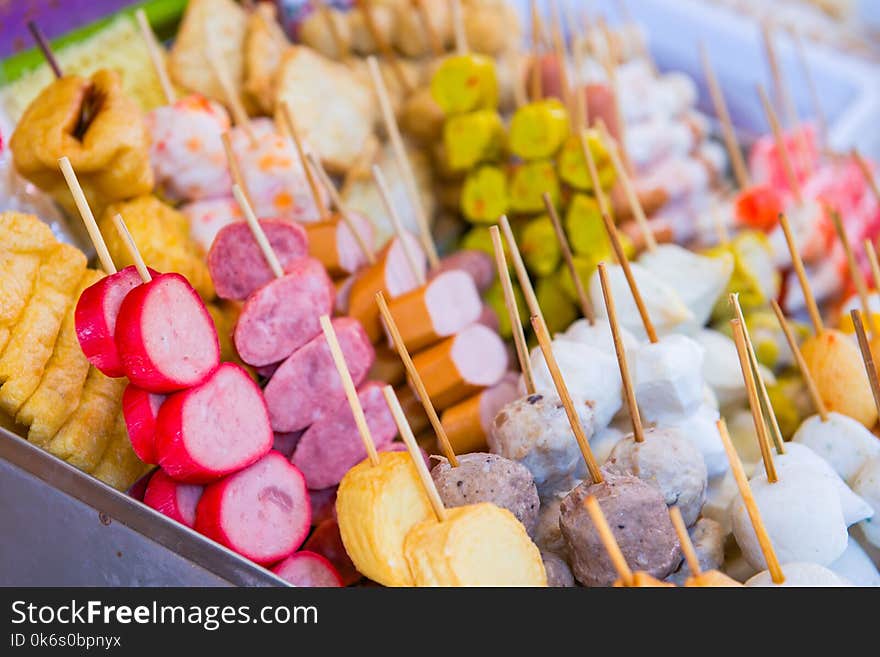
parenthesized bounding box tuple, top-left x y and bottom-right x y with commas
(560, 473, 682, 587)
(541, 551, 575, 587)
(488, 393, 596, 501)
(604, 426, 707, 526)
(665, 517, 726, 586)
(533, 496, 566, 555)
(430, 452, 540, 534)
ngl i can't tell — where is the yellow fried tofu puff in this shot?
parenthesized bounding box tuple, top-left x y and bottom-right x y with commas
(10, 69, 154, 219)
(336, 451, 434, 586)
(100, 195, 215, 301)
(403, 503, 547, 587)
(92, 413, 147, 491)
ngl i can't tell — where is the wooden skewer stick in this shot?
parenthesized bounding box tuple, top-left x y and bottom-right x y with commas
(279, 101, 329, 220)
(731, 318, 777, 483)
(866, 240, 880, 302)
(376, 292, 458, 467)
(449, 0, 468, 55)
(669, 506, 701, 577)
(413, 0, 443, 57)
(307, 152, 376, 265)
(321, 315, 379, 467)
(770, 299, 828, 422)
(829, 208, 876, 337)
(760, 21, 798, 131)
(549, 0, 573, 120)
(531, 314, 603, 483)
(220, 132, 255, 209)
(382, 385, 447, 522)
(778, 212, 823, 335)
(489, 226, 536, 394)
(598, 206, 659, 344)
(757, 84, 803, 206)
(57, 157, 115, 274)
(27, 21, 62, 78)
(366, 56, 438, 268)
(578, 129, 611, 220)
(792, 28, 828, 152)
(598, 262, 644, 444)
(372, 165, 426, 286)
(205, 36, 255, 144)
(544, 193, 594, 323)
(717, 418, 785, 584)
(850, 309, 880, 420)
(596, 120, 655, 252)
(231, 184, 284, 279)
(499, 215, 545, 329)
(529, 0, 544, 101)
(853, 150, 880, 205)
(314, 0, 350, 60)
(110, 214, 152, 283)
(135, 9, 175, 104)
(360, 0, 412, 93)
(729, 294, 785, 454)
(584, 495, 633, 587)
(699, 42, 750, 189)
(598, 20, 632, 175)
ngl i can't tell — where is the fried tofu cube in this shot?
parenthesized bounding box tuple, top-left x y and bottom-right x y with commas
(93, 413, 146, 491)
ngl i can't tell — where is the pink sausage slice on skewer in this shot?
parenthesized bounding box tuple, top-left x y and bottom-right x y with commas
(115, 272, 220, 392)
(208, 219, 309, 301)
(155, 363, 273, 483)
(121, 383, 166, 464)
(143, 469, 203, 528)
(264, 317, 374, 433)
(272, 551, 343, 587)
(195, 451, 311, 565)
(233, 257, 335, 367)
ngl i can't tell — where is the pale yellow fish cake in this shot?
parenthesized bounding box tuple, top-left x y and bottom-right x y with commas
(0, 211, 57, 254)
(0, 252, 41, 353)
(46, 367, 126, 472)
(0, 244, 87, 415)
(93, 413, 145, 491)
(21, 269, 104, 446)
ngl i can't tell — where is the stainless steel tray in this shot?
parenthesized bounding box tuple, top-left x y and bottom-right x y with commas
(0, 427, 288, 586)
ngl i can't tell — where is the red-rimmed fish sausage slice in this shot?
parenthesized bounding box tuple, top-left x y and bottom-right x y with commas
(272, 550, 343, 587)
(143, 469, 203, 527)
(121, 383, 166, 464)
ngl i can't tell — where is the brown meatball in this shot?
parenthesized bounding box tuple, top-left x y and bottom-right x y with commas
(534, 496, 566, 555)
(560, 473, 682, 587)
(431, 452, 540, 534)
(541, 551, 575, 587)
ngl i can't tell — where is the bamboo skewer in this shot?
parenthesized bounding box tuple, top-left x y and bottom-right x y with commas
(596, 120, 655, 251)
(413, 0, 443, 57)
(578, 129, 611, 218)
(549, 0, 572, 120)
(866, 240, 880, 302)
(770, 300, 828, 422)
(850, 309, 880, 420)
(315, 0, 350, 60)
(383, 385, 447, 522)
(854, 150, 880, 205)
(778, 212, 823, 335)
(760, 21, 797, 130)
(57, 157, 116, 274)
(366, 56, 438, 268)
(531, 315, 603, 483)
(135, 9, 175, 104)
(231, 184, 284, 279)
(717, 419, 785, 584)
(598, 20, 632, 175)
(220, 132, 254, 207)
(321, 316, 380, 467)
(544, 193, 594, 323)
(792, 28, 827, 152)
(307, 152, 376, 265)
(110, 214, 152, 283)
(376, 292, 458, 467)
(489, 226, 535, 394)
(360, 0, 411, 93)
(528, 0, 544, 101)
(372, 165, 425, 286)
(499, 215, 545, 328)
(731, 319, 778, 483)
(669, 506, 702, 577)
(450, 0, 468, 55)
(699, 42, 750, 189)
(729, 294, 785, 454)
(205, 31, 255, 144)
(280, 101, 329, 220)
(757, 85, 803, 206)
(598, 262, 644, 444)
(584, 495, 633, 587)
(829, 208, 876, 337)
(28, 21, 62, 78)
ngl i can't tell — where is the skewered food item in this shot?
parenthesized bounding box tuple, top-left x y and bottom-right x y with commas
(143, 469, 203, 528)
(666, 517, 727, 586)
(745, 562, 849, 587)
(121, 384, 165, 465)
(439, 371, 518, 454)
(243, 2, 290, 114)
(541, 550, 575, 587)
(272, 551, 343, 587)
(792, 412, 880, 485)
(852, 457, 880, 548)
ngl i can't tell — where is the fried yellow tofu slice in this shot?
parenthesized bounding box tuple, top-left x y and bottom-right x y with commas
(274, 46, 377, 174)
(93, 413, 145, 491)
(46, 366, 126, 472)
(0, 211, 58, 253)
(21, 269, 104, 446)
(0, 243, 87, 416)
(244, 2, 289, 113)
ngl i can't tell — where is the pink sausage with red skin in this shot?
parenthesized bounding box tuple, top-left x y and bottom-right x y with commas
(115, 273, 220, 393)
(233, 257, 335, 367)
(273, 431, 303, 458)
(291, 381, 397, 489)
(264, 317, 374, 433)
(272, 551, 343, 587)
(155, 363, 273, 483)
(303, 519, 361, 586)
(75, 265, 150, 378)
(195, 451, 311, 565)
(121, 384, 166, 464)
(207, 219, 309, 301)
(143, 469, 203, 528)
(430, 250, 495, 294)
